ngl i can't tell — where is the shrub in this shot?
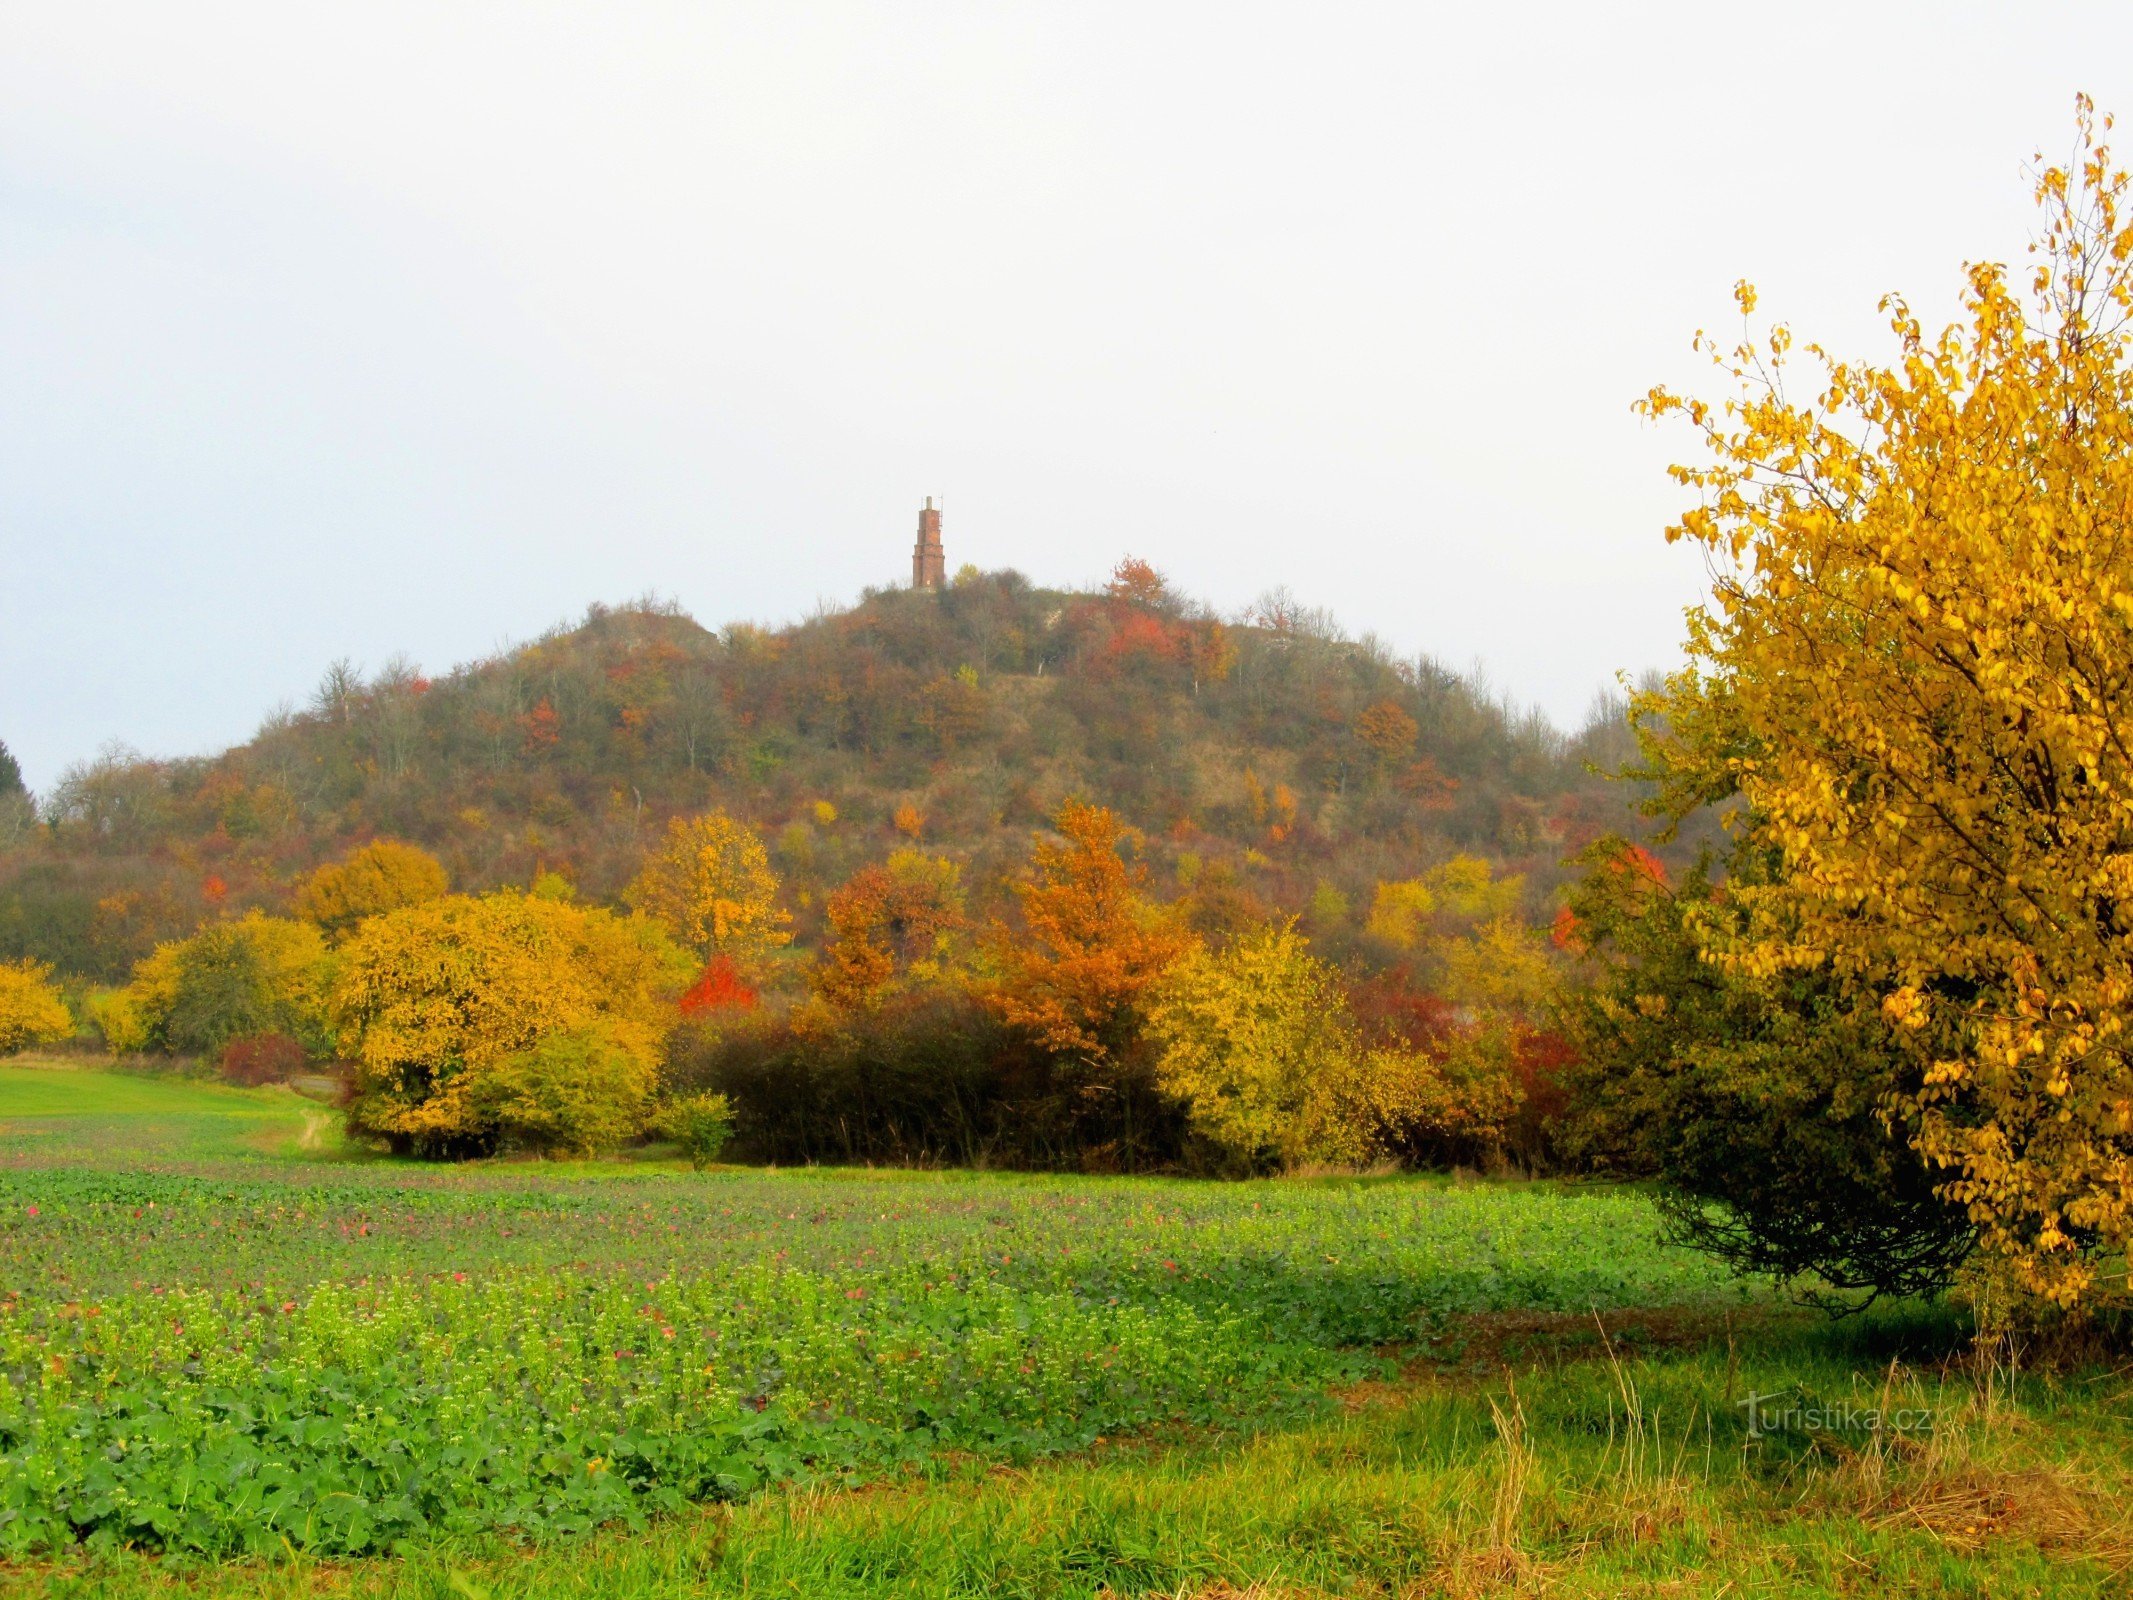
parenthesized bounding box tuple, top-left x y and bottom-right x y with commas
(105, 913, 335, 1060)
(669, 989, 1099, 1168)
(470, 1025, 657, 1157)
(654, 1091, 734, 1168)
(218, 1031, 307, 1086)
(0, 959, 71, 1056)
(334, 890, 685, 1158)
(1556, 838, 1973, 1303)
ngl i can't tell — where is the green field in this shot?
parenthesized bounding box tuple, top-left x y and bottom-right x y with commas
(0, 1063, 2128, 1597)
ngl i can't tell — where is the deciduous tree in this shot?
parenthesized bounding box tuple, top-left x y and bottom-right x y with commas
(814, 851, 966, 1009)
(293, 840, 449, 935)
(103, 912, 336, 1060)
(334, 890, 684, 1157)
(988, 800, 1189, 1063)
(1640, 102, 2133, 1308)
(624, 812, 791, 963)
(0, 959, 70, 1055)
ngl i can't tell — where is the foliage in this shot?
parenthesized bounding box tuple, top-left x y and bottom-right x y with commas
(0, 739, 21, 798)
(1425, 854, 1524, 922)
(333, 890, 682, 1157)
(103, 912, 334, 1060)
(1146, 924, 1361, 1169)
(1364, 879, 1435, 948)
(814, 850, 966, 1009)
(1639, 104, 2133, 1308)
(653, 1089, 735, 1168)
(292, 840, 449, 935)
(625, 812, 792, 963)
(1555, 839, 1973, 1303)
(0, 959, 71, 1056)
(677, 955, 757, 1018)
(469, 1024, 658, 1156)
(989, 801, 1189, 1064)
(675, 989, 1047, 1168)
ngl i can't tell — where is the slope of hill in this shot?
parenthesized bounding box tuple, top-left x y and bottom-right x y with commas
(0, 563, 1645, 980)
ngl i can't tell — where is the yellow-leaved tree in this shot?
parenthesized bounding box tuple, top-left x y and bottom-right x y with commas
(1147, 921, 1526, 1172)
(1146, 923, 1360, 1170)
(334, 890, 687, 1157)
(625, 812, 792, 965)
(101, 913, 335, 1060)
(1641, 99, 2133, 1310)
(293, 840, 450, 936)
(0, 960, 71, 1056)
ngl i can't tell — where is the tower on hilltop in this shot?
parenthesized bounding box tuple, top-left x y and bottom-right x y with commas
(911, 497, 946, 590)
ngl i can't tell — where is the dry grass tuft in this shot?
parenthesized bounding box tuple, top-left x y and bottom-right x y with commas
(1868, 1464, 2132, 1571)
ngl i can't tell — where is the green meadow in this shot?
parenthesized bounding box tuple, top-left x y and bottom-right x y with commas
(0, 1061, 2126, 1597)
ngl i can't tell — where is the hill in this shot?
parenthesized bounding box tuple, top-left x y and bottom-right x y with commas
(0, 562, 1648, 980)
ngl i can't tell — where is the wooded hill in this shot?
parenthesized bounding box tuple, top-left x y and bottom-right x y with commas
(0, 562, 1649, 981)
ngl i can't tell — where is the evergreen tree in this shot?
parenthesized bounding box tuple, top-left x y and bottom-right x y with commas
(0, 740, 22, 798)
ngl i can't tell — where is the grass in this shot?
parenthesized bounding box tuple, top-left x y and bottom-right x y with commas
(3, 1066, 2131, 1596)
(0, 1056, 350, 1164)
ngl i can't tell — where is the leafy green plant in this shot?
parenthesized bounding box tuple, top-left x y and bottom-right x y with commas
(0, 1069, 1746, 1558)
(654, 1090, 734, 1168)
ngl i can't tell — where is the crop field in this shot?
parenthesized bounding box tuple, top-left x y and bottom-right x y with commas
(2, 1062, 2130, 1597)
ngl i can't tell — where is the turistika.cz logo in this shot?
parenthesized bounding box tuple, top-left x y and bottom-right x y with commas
(1739, 1391, 1934, 1439)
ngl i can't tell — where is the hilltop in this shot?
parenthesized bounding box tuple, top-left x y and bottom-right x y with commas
(0, 563, 1648, 980)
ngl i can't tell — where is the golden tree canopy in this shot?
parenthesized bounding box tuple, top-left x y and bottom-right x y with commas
(333, 889, 685, 1154)
(294, 840, 449, 935)
(625, 812, 792, 962)
(1146, 922, 1361, 1168)
(0, 960, 71, 1057)
(1644, 100, 2133, 1308)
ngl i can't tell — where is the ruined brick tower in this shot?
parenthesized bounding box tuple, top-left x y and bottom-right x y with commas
(911, 497, 946, 590)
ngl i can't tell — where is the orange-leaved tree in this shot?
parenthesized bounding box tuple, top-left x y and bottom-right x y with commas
(813, 850, 967, 1010)
(988, 800, 1190, 1065)
(1640, 100, 2133, 1310)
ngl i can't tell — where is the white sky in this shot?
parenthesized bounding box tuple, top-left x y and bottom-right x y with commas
(2, 1, 2124, 793)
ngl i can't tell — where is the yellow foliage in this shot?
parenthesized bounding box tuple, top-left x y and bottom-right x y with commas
(294, 840, 449, 935)
(624, 812, 791, 961)
(1642, 102, 2133, 1308)
(1439, 915, 1560, 1015)
(1370, 859, 1525, 950)
(1333, 1038, 1523, 1160)
(106, 912, 335, 1058)
(1365, 880, 1436, 948)
(1148, 922, 1526, 1169)
(812, 800, 839, 828)
(0, 960, 71, 1056)
(334, 890, 686, 1156)
(1425, 855, 1523, 922)
(1146, 924, 1364, 1168)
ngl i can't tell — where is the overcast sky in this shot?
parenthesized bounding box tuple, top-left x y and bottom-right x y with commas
(2, 2, 2125, 793)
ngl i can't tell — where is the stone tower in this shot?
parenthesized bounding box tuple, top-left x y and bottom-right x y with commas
(911, 497, 946, 590)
